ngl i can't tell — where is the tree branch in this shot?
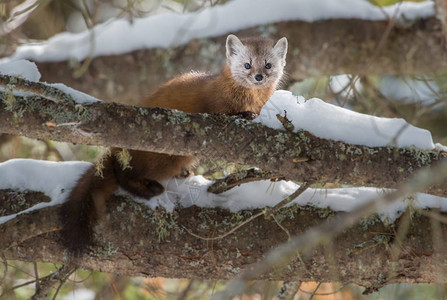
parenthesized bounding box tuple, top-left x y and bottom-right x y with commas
(2, 189, 447, 287)
(33, 18, 446, 103)
(0, 82, 446, 197)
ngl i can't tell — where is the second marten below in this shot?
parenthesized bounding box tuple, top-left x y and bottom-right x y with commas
(60, 34, 288, 255)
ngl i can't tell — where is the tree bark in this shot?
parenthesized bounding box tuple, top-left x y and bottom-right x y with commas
(0, 85, 446, 197)
(2, 190, 447, 290)
(34, 18, 446, 104)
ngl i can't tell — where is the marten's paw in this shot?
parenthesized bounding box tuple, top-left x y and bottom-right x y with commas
(119, 177, 165, 198)
(141, 179, 165, 197)
(238, 111, 258, 120)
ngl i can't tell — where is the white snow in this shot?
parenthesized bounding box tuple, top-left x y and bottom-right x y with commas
(146, 175, 447, 223)
(254, 91, 435, 150)
(0, 159, 445, 226)
(0, 159, 91, 224)
(62, 288, 95, 300)
(2, 0, 434, 63)
(0, 59, 100, 104)
(380, 75, 440, 106)
(0, 59, 41, 81)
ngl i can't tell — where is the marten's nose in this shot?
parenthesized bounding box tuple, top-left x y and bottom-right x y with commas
(255, 74, 263, 82)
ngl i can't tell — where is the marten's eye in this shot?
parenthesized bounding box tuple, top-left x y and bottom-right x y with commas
(265, 63, 272, 69)
(244, 63, 251, 69)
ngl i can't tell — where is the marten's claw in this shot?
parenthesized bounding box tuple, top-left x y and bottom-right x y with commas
(238, 111, 258, 120)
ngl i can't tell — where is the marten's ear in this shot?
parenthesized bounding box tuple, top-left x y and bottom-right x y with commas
(273, 37, 288, 63)
(226, 34, 245, 59)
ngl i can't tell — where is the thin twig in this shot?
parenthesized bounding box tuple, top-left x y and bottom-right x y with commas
(300, 283, 345, 296)
(177, 279, 195, 300)
(186, 183, 309, 241)
(207, 168, 283, 194)
(341, 1, 402, 107)
(33, 262, 39, 292)
(418, 209, 447, 225)
(0, 279, 38, 298)
(183, 210, 265, 241)
(0, 254, 7, 284)
(271, 214, 291, 240)
(308, 282, 322, 300)
(31, 264, 77, 300)
(265, 182, 310, 218)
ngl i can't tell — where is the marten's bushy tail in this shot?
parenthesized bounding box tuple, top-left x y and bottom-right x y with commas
(59, 155, 117, 256)
(59, 166, 96, 256)
(59, 152, 166, 256)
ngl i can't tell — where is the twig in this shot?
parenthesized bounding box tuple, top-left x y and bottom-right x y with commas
(300, 283, 345, 296)
(207, 168, 284, 194)
(276, 112, 295, 132)
(33, 262, 39, 293)
(0, 278, 38, 298)
(308, 282, 322, 300)
(183, 210, 265, 241)
(265, 182, 310, 218)
(0, 254, 6, 284)
(186, 183, 309, 241)
(341, 1, 402, 107)
(271, 214, 291, 240)
(31, 264, 77, 300)
(418, 209, 447, 225)
(177, 279, 195, 300)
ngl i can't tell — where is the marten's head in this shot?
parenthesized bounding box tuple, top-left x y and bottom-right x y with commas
(225, 34, 288, 89)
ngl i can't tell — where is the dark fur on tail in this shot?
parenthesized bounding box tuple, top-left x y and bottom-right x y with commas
(59, 152, 165, 256)
(59, 165, 100, 257)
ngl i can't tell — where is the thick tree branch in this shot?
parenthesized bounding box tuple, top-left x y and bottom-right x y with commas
(33, 18, 446, 103)
(0, 189, 50, 216)
(215, 159, 447, 298)
(2, 190, 447, 288)
(0, 85, 446, 197)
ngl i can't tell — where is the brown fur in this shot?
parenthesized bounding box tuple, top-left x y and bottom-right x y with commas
(141, 66, 275, 115)
(60, 35, 287, 255)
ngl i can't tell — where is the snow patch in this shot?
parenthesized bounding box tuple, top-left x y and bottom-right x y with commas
(254, 91, 435, 150)
(0, 59, 41, 81)
(0, 159, 91, 224)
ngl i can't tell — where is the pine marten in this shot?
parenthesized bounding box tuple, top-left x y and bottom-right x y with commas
(60, 34, 288, 255)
